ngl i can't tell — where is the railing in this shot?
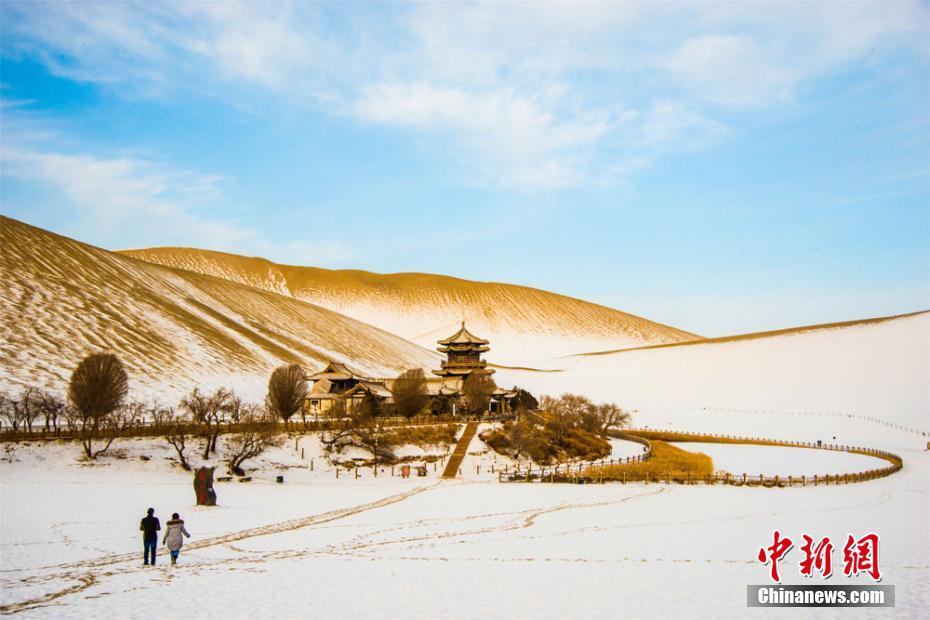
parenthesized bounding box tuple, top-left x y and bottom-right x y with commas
(0, 413, 479, 442)
(499, 428, 903, 487)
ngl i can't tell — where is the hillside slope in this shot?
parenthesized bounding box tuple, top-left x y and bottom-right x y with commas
(0, 217, 436, 401)
(496, 311, 930, 433)
(118, 247, 699, 364)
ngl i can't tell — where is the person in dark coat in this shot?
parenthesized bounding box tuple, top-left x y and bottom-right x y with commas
(140, 507, 161, 565)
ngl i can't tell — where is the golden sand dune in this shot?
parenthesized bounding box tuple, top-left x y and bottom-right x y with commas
(0, 217, 436, 400)
(119, 247, 699, 363)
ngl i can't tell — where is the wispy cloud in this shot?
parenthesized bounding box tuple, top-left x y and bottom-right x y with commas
(2, 1, 927, 188)
(0, 120, 350, 265)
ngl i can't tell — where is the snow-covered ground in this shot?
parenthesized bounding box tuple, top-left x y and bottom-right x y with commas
(672, 442, 890, 477)
(2, 421, 927, 619)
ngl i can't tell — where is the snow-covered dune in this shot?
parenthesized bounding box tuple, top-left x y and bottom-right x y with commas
(497, 311, 930, 438)
(119, 247, 699, 364)
(0, 217, 436, 401)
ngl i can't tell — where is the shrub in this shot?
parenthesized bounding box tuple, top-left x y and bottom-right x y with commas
(68, 353, 129, 459)
(481, 420, 611, 465)
(265, 364, 308, 424)
(392, 368, 429, 418)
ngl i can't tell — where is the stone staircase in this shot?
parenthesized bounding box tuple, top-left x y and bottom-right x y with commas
(441, 421, 479, 479)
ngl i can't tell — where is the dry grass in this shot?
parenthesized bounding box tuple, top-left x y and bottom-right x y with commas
(584, 440, 713, 481)
(381, 423, 458, 448)
(481, 423, 611, 465)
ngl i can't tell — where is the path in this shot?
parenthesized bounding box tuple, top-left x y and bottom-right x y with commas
(442, 421, 478, 479)
(0, 483, 438, 615)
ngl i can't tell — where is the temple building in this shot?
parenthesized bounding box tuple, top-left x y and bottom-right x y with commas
(306, 361, 391, 416)
(305, 322, 517, 416)
(433, 322, 494, 380)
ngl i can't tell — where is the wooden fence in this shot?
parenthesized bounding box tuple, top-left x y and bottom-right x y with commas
(499, 428, 903, 487)
(0, 413, 473, 443)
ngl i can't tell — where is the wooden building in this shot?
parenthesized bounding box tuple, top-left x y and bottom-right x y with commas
(432, 321, 494, 379)
(305, 323, 518, 417)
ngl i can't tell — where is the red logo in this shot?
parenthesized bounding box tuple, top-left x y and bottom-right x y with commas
(758, 531, 881, 582)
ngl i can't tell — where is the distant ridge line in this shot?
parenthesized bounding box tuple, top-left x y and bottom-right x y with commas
(571, 310, 930, 358)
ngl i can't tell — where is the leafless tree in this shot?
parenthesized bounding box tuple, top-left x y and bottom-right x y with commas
(265, 364, 308, 426)
(580, 402, 631, 436)
(391, 368, 429, 418)
(0, 391, 19, 433)
(68, 354, 130, 459)
(223, 407, 281, 475)
(461, 373, 496, 415)
(320, 396, 390, 460)
(35, 390, 67, 434)
(0, 388, 42, 435)
(180, 387, 236, 459)
(161, 407, 193, 470)
(540, 393, 590, 442)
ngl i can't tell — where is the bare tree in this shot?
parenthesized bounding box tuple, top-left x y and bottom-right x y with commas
(68, 354, 130, 459)
(0, 388, 42, 435)
(160, 407, 193, 470)
(0, 391, 18, 433)
(223, 407, 281, 476)
(541, 393, 590, 442)
(36, 390, 67, 434)
(461, 373, 496, 416)
(580, 402, 631, 436)
(265, 364, 308, 426)
(320, 396, 390, 460)
(180, 387, 235, 459)
(391, 368, 429, 418)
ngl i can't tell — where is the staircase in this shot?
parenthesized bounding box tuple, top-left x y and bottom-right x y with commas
(442, 421, 479, 479)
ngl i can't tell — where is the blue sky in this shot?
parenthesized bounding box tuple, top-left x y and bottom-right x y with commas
(1, 1, 928, 336)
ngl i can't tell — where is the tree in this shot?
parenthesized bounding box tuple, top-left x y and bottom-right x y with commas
(68, 353, 129, 458)
(161, 407, 193, 470)
(223, 406, 281, 476)
(580, 402, 631, 436)
(391, 368, 429, 418)
(461, 373, 496, 416)
(0, 388, 41, 435)
(540, 393, 590, 442)
(35, 390, 67, 434)
(180, 387, 235, 459)
(265, 364, 308, 425)
(511, 387, 539, 413)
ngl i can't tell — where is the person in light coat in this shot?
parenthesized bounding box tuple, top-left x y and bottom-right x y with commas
(162, 512, 191, 565)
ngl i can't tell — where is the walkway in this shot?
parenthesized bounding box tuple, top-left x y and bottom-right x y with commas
(442, 421, 479, 478)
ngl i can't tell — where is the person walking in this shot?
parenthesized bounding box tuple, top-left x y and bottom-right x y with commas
(163, 512, 191, 565)
(139, 508, 161, 565)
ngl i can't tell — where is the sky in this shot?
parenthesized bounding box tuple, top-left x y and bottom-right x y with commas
(1, 1, 928, 337)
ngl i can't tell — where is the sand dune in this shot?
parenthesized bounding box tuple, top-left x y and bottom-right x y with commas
(0, 217, 436, 401)
(119, 247, 699, 363)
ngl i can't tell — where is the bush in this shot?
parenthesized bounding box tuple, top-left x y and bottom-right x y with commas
(481, 420, 611, 465)
(265, 364, 308, 423)
(391, 368, 429, 418)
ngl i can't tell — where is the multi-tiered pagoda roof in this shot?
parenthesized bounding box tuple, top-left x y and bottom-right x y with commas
(433, 321, 494, 378)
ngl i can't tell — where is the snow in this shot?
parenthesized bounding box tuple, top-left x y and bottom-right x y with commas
(496, 312, 930, 434)
(672, 442, 890, 477)
(2, 424, 928, 618)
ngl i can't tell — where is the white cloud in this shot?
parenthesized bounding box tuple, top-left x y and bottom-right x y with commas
(2, 1, 927, 187)
(0, 136, 350, 266)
